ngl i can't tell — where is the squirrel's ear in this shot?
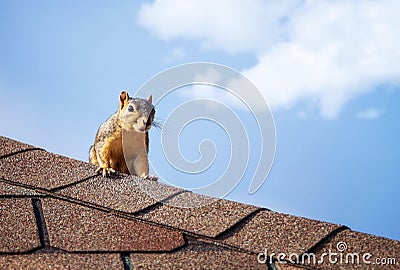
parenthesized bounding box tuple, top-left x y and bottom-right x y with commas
(119, 91, 129, 110)
(147, 94, 153, 104)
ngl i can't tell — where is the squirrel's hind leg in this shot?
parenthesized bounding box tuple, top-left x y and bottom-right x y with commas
(90, 145, 114, 176)
(94, 142, 117, 177)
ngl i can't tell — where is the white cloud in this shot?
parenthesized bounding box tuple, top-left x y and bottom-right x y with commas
(138, 0, 400, 119)
(178, 68, 248, 111)
(356, 108, 384, 120)
(138, 0, 300, 54)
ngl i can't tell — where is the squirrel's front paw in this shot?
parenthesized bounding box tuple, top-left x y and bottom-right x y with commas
(138, 172, 158, 181)
(145, 175, 158, 181)
(96, 167, 116, 177)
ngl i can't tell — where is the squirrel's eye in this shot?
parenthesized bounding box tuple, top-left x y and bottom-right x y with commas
(128, 105, 134, 112)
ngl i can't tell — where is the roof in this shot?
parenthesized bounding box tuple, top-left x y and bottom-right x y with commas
(0, 135, 399, 269)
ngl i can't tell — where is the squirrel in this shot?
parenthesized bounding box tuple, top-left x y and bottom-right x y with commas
(89, 91, 155, 178)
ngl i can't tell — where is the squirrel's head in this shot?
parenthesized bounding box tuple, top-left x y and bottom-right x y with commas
(118, 91, 155, 133)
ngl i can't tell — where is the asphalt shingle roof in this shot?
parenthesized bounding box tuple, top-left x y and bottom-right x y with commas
(0, 135, 399, 269)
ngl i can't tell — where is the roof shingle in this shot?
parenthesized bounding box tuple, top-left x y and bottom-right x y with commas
(0, 198, 41, 253)
(0, 181, 40, 196)
(309, 229, 400, 269)
(0, 254, 123, 270)
(41, 197, 185, 252)
(0, 136, 38, 158)
(55, 174, 183, 214)
(0, 150, 95, 190)
(130, 238, 265, 270)
(139, 191, 259, 237)
(221, 209, 343, 255)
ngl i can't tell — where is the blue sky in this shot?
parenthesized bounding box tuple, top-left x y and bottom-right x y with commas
(1, 1, 399, 241)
